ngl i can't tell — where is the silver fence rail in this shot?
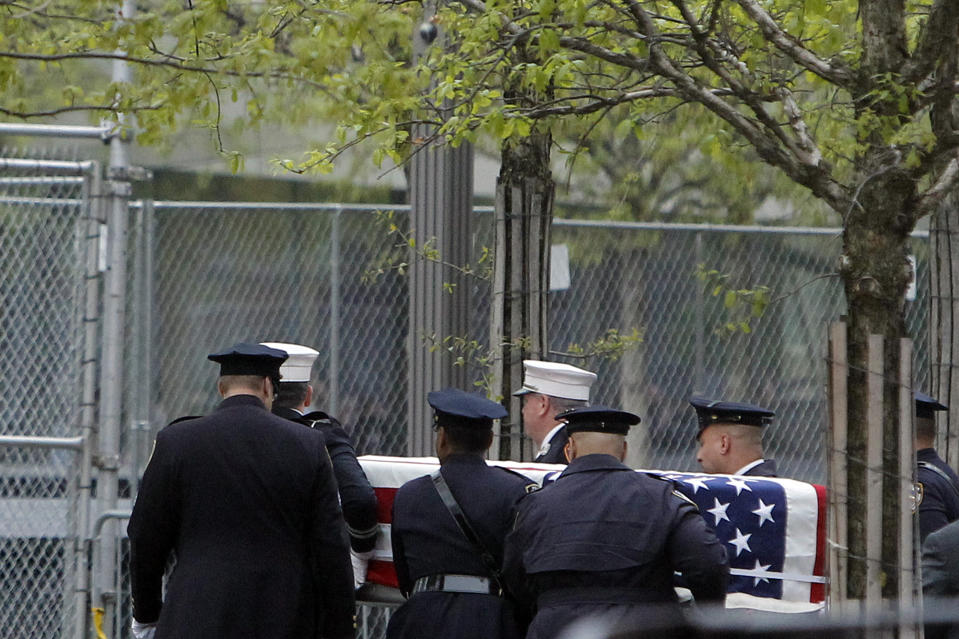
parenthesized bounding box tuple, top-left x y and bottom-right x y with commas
(0, 150, 934, 638)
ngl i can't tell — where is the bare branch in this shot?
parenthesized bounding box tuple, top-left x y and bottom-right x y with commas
(916, 155, 959, 219)
(0, 50, 332, 90)
(735, 0, 854, 88)
(777, 86, 824, 167)
(0, 103, 161, 118)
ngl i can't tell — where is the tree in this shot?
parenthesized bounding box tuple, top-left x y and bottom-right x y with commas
(346, 0, 956, 603)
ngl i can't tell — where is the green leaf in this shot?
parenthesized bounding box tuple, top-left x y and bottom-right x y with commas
(724, 290, 737, 308)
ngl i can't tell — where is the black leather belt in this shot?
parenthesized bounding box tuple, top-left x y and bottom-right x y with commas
(412, 574, 501, 595)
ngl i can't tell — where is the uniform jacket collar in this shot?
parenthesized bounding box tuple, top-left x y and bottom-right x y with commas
(559, 453, 632, 478)
(273, 406, 302, 421)
(440, 453, 489, 468)
(217, 394, 268, 411)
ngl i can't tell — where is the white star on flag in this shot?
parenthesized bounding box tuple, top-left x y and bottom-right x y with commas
(752, 559, 773, 586)
(682, 476, 711, 494)
(729, 528, 752, 556)
(707, 498, 731, 526)
(726, 477, 753, 495)
(752, 498, 776, 527)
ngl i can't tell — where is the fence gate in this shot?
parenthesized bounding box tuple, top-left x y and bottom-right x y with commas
(0, 156, 103, 639)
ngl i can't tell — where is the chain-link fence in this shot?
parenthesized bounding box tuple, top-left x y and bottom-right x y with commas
(0, 156, 99, 639)
(132, 203, 930, 485)
(0, 148, 937, 638)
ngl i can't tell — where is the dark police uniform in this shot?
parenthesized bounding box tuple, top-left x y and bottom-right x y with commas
(534, 426, 569, 464)
(740, 458, 778, 477)
(503, 407, 729, 639)
(918, 448, 959, 543)
(690, 396, 778, 477)
(915, 392, 959, 543)
(275, 406, 379, 552)
(386, 389, 537, 639)
(128, 344, 355, 639)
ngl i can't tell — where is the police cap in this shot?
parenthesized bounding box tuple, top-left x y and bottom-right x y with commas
(428, 388, 507, 430)
(690, 396, 774, 433)
(557, 405, 640, 435)
(916, 392, 948, 420)
(208, 342, 287, 379)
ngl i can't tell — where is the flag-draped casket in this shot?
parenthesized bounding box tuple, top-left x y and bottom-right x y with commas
(358, 456, 827, 613)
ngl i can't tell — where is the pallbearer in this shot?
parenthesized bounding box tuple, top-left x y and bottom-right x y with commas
(387, 388, 537, 639)
(503, 405, 729, 639)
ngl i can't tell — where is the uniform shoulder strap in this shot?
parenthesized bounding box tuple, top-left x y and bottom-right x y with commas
(430, 469, 504, 590)
(919, 460, 959, 501)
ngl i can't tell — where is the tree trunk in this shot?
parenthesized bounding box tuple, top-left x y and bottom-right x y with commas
(489, 127, 553, 461)
(841, 158, 914, 600)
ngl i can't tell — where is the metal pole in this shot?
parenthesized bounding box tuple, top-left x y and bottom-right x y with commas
(96, 2, 136, 632)
(74, 162, 103, 639)
(0, 122, 116, 141)
(694, 232, 705, 394)
(0, 435, 84, 450)
(330, 208, 341, 417)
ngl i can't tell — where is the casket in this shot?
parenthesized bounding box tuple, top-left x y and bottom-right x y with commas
(358, 456, 827, 613)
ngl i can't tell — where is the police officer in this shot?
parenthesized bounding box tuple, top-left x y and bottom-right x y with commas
(262, 342, 379, 585)
(690, 397, 778, 477)
(916, 392, 958, 542)
(127, 343, 355, 639)
(386, 388, 537, 639)
(513, 360, 596, 463)
(502, 406, 729, 639)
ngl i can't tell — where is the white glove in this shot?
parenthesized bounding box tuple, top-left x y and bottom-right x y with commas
(131, 619, 157, 639)
(350, 549, 374, 589)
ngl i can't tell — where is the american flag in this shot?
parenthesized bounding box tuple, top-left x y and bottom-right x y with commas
(652, 470, 827, 610)
(358, 457, 826, 612)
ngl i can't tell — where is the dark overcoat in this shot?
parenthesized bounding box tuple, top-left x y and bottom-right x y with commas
(503, 454, 729, 639)
(742, 459, 778, 477)
(922, 518, 959, 639)
(534, 428, 569, 464)
(918, 448, 959, 543)
(386, 454, 536, 639)
(274, 406, 379, 552)
(128, 394, 355, 639)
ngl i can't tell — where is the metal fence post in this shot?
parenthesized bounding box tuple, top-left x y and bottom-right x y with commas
(694, 231, 705, 394)
(330, 207, 342, 417)
(75, 162, 103, 639)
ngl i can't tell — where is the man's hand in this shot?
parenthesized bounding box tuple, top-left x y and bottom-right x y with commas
(350, 549, 374, 589)
(131, 619, 157, 639)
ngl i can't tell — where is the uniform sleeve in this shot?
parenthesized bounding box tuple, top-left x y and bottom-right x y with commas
(665, 495, 729, 603)
(127, 431, 179, 623)
(501, 503, 536, 625)
(322, 423, 379, 553)
(307, 436, 356, 639)
(390, 494, 413, 597)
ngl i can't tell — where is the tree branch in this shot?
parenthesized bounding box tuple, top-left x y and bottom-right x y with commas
(735, 0, 854, 88)
(0, 103, 161, 118)
(622, 0, 849, 213)
(915, 155, 959, 220)
(903, 0, 959, 87)
(0, 50, 331, 90)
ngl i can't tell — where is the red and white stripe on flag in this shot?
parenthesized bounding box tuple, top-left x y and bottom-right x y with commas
(359, 456, 826, 612)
